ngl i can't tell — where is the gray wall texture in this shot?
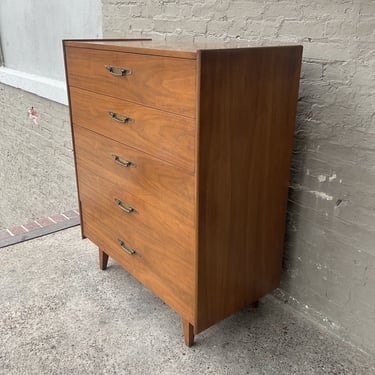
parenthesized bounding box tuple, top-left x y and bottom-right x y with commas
(0, 0, 102, 81)
(101, 0, 375, 354)
(0, 83, 77, 228)
(0, 0, 374, 356)
(0, 0, 102, 228)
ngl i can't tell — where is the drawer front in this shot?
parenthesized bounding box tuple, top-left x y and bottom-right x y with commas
(73, 125, 195, 220)
(70, 87, 195, 172)
(65, 47, 196, 117)
(77, 174, 195, 252)
(81, 207, 194, 321)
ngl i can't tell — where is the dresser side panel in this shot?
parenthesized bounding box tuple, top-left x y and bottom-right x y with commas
(196, 46, 303, 332)
(63, 41, 85, 238)
(193, 53, 202, 330)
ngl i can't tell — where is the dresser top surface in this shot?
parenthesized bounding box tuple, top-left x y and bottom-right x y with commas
(63, 39, 302, 59)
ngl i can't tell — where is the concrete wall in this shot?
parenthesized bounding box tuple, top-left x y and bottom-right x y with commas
(101, 0, 375, 354)
(0, 83, 76, 228)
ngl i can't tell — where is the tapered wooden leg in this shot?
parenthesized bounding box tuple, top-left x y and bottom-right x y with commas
(250, 300, 259, 308)
(183, 319, 194, 347)
(99, 248, 109, 270)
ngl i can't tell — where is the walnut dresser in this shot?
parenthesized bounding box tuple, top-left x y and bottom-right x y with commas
(63, 39, 302, 346)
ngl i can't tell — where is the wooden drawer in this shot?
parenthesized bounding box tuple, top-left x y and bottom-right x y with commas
(77, 174, 195, 252)
(73, 125, 195, 220)
(82, 206, 194, 321)
(65, 46, 196, 117)
(70, 87, 195, 172)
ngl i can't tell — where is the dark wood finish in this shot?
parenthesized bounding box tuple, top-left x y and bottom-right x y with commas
(250, 300, 259, 308)
(99, 248, 109, 270)
(63, 40, 302, 346)
(183, 320, 194, 347)
(196, 47, 302, 332)
(69, 87, 195, 172)
(65, 46, 196, 117)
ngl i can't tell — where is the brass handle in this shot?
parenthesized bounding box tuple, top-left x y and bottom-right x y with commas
(114, 198, 136, 214)
(117, 239, 136, 255)
(105, 65, 132, 77)
(108, 111, 134, 124)
(112, 154, 136, 168)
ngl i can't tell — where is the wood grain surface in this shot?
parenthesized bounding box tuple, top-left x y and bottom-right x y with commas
(81, 206, 195, 322)
(70, 87, 195, 172)
(64, 40, 303, 345)
(64, 39, 197, 59)
(196, 46, 302, 332)
(77, 171, 195, 253)
(65, 46, 196, 117)
(73, 125, 195, 220)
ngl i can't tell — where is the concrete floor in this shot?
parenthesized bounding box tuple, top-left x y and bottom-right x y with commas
(1, 227, 374, 375)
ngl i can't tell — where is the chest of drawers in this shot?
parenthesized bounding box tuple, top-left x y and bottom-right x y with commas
(63, 39, 302, 346)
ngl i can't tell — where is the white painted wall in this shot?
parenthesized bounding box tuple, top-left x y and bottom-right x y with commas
(0, 0, 102, 102)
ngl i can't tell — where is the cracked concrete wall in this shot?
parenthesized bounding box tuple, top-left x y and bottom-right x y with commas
(102, 0, 375, 354)
(0, 84, 77, 228)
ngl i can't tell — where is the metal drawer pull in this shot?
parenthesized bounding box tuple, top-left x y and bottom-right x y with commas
(108, 111, 134, 124)
(112, 154, 136, 168)
(114, 198, 136, 214)
(117, 239, 136, 255)
(105, 65, 132, 77)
